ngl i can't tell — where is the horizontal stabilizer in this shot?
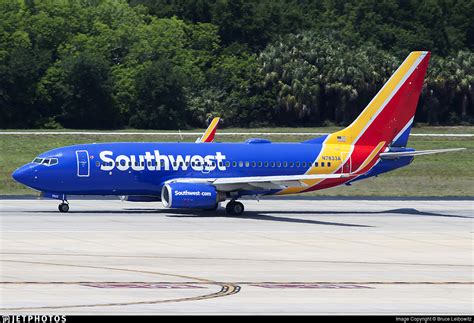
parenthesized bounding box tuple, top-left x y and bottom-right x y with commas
(380, 148, 466, 159)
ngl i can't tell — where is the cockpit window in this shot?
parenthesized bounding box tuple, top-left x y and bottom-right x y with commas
(32, 157, 58, 166)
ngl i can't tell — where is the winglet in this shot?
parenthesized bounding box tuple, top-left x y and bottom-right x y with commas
(196, 117, 220, 143)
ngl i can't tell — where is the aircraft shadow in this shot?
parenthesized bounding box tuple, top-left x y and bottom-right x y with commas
(22, 208, 469, 229)
(166, 211, 374, 227)
(23, 208, 372, 227)
(243, 208, 470, 219)
(138, 207, 469, 219)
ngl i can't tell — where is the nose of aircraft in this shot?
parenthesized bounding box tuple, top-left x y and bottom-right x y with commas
(12, 164, 34, 186)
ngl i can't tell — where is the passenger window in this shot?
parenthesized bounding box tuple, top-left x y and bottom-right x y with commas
(251, 161, 256, 167)
(232, 161, 237, 167)
(328, 162, 331, 167)
(239, 161, 243, 167)
(314, 162, 318, 167)
(302, 162, 306, 168)
(225, 161, 230, 167)
(270, 162, 275, 167)
(264, 162, 269, 167)
(96, 161, 100, 167)
(295, 162, 300, 167)
(289, 162, 294, 167)
(258, 161, 262, 167)
(276, 162, 281, 167)
(321, 162, 325, 167)
(283, 162, 288, 167)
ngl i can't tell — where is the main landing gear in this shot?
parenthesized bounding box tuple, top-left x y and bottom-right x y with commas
(226, 200, 244, 216)
(58, 201, 69, 213)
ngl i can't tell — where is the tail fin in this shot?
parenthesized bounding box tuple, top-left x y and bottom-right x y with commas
(195, 117, 220, 143)
(327, 51, 430, 147)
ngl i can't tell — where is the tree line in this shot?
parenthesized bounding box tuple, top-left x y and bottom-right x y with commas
(0, 0, 473, 129)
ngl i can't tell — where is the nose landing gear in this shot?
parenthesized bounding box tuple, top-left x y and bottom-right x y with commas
(226, 200, 244, 215)
(58, 201, 69, 213)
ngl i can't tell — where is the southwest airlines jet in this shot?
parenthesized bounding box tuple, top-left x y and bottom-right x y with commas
(12, 51, 464, 215)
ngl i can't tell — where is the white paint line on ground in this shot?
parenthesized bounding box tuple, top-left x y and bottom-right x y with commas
(0, 132, 472, 137)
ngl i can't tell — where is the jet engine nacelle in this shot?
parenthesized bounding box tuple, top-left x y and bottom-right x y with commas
(161, 182, 225, 209)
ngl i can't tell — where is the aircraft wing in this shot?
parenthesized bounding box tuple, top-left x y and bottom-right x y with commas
(380, 148, 466, 159)
(195, 117, 220, 143)
(167, 173, 351, 191)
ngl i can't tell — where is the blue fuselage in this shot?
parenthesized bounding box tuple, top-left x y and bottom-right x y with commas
(12, 141, 413, 197)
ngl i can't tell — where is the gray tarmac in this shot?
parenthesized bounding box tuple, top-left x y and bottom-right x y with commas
(0, 198, 472, 314)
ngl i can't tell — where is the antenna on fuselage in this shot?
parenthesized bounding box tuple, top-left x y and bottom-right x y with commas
(178, 129, 183, 142)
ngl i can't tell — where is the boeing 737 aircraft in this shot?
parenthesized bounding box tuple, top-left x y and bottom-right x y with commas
(12, 51, 465, 214)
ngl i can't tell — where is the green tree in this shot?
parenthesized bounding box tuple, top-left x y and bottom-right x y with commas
(423, 50, 474, 124)
(258, 32, 399, 126)
(129, 59, 187, 129)
(38, 51, 120, 129)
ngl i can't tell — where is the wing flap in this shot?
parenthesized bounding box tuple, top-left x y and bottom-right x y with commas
(168, 173, 350, 191)
(211, 173, 349, 185)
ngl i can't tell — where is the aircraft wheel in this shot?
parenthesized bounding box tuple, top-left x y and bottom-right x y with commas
(58, 203, 69, 213)
(226, 201, 244, 216)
